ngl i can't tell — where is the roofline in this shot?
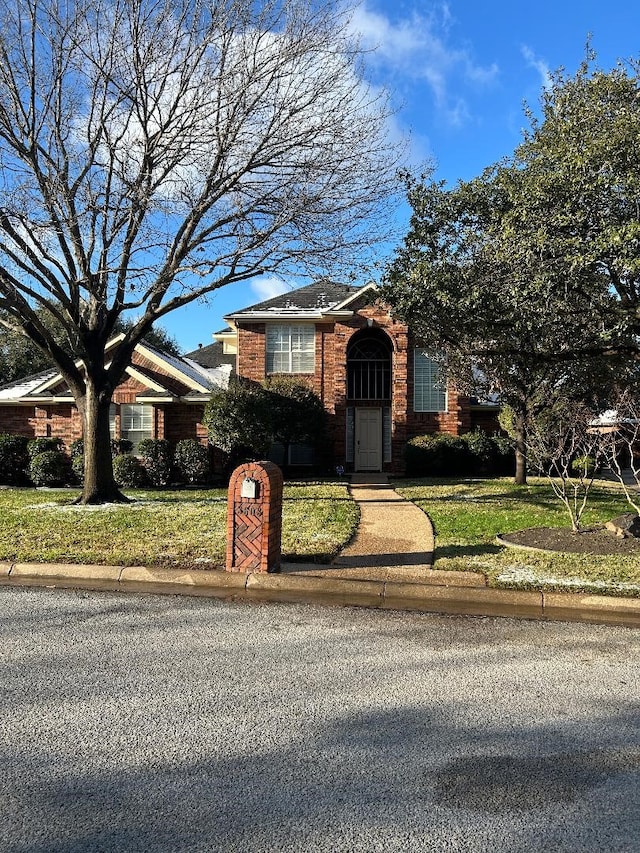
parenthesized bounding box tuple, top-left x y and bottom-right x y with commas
(224, 310, 354, 322)
(331, 282, 379, 311)
(0, 398, 46, 406)
(125, 365, 170, 394)
(134, 339, 212, 394)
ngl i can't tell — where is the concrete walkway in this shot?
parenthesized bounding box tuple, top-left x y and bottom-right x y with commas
(282, 475, 482, 588)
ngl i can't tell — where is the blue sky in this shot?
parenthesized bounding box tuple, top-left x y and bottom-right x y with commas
(168, 0, 640, 352)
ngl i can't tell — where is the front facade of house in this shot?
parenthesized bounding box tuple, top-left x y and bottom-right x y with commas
(0, 282, 498, 473)
(0, 335, 231, 452)
(221, 281, 498, 474)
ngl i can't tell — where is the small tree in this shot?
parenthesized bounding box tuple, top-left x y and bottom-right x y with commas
(204, 377, 327, 476)
(262, 377, 327, 474)
(526, 400, 602, 532)
(596, 391, 640, 516)
(204, 381, 272, 472)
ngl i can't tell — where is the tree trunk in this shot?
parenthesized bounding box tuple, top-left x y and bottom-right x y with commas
(76, 382, 129, 504)
(514, 410, 528, 486)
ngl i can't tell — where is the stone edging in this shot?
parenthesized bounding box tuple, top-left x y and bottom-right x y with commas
(1, 560, 639, 628)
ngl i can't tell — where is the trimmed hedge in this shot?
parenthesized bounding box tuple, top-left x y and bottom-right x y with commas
(173, 439, 210, 484)
(27, 437, 64, 458)
(138, 438, 172, 486)
(0, 434, 30, 485)
(405, 431, 514, 477)
(113, 453, 147, 488)
(28, 450, 70, 486)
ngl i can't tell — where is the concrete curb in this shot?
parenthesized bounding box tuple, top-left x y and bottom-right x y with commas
(1, 561, 639, 628)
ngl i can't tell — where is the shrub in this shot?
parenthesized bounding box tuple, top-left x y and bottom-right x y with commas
(405, 431, 515, 477)
(460, 430, 496, 475)
(70, 438, 84, 458)
(112, 453, 147, 488)
(174, 439, 210, 484)
(0, 434, 30, 484)
(111, 438, 133, 456)
(405, 433, 473, 476)
(138, 438, 172, 486)
(28, 450, 70, 486)
(71, 454, 85, 484)
(27, 437, 63, 458)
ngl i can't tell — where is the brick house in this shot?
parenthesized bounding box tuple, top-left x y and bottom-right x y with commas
(217, 280, 499, 474)
(0, 334, 231, 451)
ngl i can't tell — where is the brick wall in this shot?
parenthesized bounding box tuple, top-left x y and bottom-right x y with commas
(163, 403, 208, 446)
(234, 301, 479, 474)
(237, 324, 267, 380)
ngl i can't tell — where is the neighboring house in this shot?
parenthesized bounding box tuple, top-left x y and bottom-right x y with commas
(218, 280, 499, 474)
(0, 334, 231, 451)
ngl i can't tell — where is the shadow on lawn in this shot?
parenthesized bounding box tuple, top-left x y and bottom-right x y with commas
(435, 543, 503, 559)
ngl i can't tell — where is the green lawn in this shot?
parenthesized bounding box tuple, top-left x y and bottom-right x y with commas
(395, 477, 640, 596)
(0, 481, 358, 569)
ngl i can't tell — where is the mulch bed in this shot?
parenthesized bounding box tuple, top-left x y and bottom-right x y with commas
(499, 526, 640, 556)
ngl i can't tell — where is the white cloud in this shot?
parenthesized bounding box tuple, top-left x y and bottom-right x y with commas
(250, 275, 297, 301)
(348, 2, 499, 125)
(521, 45, 552, 91)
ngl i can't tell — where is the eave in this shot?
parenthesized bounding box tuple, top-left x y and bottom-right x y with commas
(224, 310, 354, 322)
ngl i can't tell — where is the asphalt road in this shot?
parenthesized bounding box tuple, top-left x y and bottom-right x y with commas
(1, 587, 639, 853)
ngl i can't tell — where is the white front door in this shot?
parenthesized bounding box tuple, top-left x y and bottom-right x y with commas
(355, 408, 382, 471)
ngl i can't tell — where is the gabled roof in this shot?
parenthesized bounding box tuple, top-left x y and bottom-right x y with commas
(0, 368, 58, 401)
(185, 341, 237, 375)
(224, 280, 364, 321)
(0, 337, 230, 405)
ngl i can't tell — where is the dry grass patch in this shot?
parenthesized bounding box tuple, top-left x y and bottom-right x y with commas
(0, 481, 357, 569)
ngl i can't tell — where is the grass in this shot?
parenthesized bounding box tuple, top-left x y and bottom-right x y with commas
(394, 477, 640, 596)
(0, 481, 358, 569)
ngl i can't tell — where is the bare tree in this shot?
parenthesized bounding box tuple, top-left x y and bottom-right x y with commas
(0, 0, 402, 502)
(526, 399, 602, 532)
(596, 391, 640, 516)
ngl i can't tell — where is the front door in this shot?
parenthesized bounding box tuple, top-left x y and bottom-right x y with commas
(355, 408, 382, 471)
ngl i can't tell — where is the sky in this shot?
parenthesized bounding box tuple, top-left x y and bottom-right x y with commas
(167, 0, 640, 353)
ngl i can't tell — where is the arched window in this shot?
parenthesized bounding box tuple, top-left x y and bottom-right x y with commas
(347, 331, 392, 401)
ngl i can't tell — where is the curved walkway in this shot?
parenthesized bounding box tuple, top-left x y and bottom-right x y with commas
(285, 474, 453, 583)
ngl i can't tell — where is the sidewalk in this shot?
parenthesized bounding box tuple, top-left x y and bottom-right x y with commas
(1, 476, 639, 627)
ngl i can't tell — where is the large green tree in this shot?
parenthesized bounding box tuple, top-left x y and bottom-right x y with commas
(382, 55, 639, 483)
(0, 0, 401, 503)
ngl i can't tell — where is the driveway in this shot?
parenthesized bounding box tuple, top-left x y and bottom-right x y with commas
(1, 587, 639, 852)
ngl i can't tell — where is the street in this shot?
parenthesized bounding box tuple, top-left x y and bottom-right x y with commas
(1, 586, 638, 852)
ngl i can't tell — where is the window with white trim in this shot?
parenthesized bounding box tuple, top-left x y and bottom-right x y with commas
(119, 403, 153, 452)
(413, 351, 447, 412)
(266, 325, 315, 373)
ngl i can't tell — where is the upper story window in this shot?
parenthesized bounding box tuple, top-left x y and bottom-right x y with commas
(266, 325, 315, 373)
(414, 350, 447, 412)
(347, 331, 391, 401)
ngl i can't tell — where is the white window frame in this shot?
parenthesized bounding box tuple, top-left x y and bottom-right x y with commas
(119, 403, 154, 452)
(413, 350, 447, 413)
(266, 324, 315, 374)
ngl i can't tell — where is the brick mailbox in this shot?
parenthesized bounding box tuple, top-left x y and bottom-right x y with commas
(226, 461, 284, 573)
